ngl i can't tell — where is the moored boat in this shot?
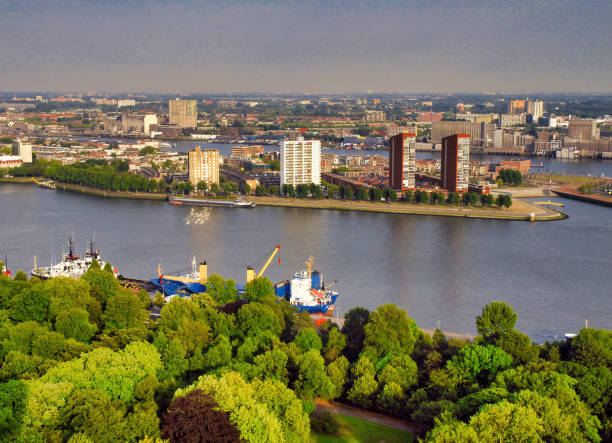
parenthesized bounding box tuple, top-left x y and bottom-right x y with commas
(168, 196, 255, 208)
(31, 237, 117, 280)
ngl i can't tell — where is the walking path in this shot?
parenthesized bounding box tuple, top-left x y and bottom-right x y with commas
(315, 399, 420, 434)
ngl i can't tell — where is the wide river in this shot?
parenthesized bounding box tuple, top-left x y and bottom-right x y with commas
(1, 182, 610, 343)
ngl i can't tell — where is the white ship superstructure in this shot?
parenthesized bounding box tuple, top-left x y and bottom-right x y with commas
(31, 237, 117, 280)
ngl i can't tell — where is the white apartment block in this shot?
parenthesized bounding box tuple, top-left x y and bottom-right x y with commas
(12, 139, 32, 163)
(280, 138, 321, 186)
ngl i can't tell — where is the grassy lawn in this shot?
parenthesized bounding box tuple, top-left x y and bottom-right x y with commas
(311, 414, 412, 443)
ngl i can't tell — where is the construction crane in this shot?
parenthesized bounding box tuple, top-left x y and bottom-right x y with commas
(246, 245, 280, 283)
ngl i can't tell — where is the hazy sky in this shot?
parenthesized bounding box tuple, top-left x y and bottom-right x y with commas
(1, 0, 611, 93)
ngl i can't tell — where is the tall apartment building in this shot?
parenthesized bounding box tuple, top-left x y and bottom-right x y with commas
(280, 137, 321, 186)
(527, 100, 544, 122)
(508, 99, 526, 114)
(568, 119, 599, 139)
(441, 134, 470, 192)
(12, 138, 32, 163)
(188, 147, 219, 185)
(431, 121, 492, 146)
(169, 98, 197, 128)
(389, 132, 416, 190)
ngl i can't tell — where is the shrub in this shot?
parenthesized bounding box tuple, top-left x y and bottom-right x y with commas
(311, 412, 340, 435)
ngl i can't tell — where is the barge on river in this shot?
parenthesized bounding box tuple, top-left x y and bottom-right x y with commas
(168, 196, 255, 208)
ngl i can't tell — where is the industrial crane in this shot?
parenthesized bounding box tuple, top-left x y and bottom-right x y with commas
(246, 245, 280, 283)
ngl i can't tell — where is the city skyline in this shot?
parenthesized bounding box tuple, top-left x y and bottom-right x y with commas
(1, 0, 611, 94)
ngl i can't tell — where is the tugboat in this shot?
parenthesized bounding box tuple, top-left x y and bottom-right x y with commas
(31, 237, 117, 280)
(275, 257, 339, 313)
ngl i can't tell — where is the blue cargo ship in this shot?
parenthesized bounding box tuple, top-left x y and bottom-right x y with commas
(274, 257, 339, 314)
(150, 254, 339, 314)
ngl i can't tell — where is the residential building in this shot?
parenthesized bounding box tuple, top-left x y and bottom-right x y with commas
(231, 145, 264, 158)
(169, 99, 197, 128)
(508, 99, 526, 114)
(280, 137, 321, 186)
(188, 147, 219, 185)
(499, 113, 526, 127)
(432, 121, 492, 146)
(117, 99, 136, 108)
(441, 134, 470, 192)
(158, 124, 182, 138)
(0, 156, 23, 168)
(568, 119, 599, 139)
(389, 132, 416, 190)
(12, 138, 32, 163)
(362, 110, 385, 122)
(320, 153, 336, 173)
(527, 100, 544, 122)
(417, 112, 443, 122)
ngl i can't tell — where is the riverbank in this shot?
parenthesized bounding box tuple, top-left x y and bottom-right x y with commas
(0, 177, 168, 200)
(54, 182, 167, 200)
(249, 195, 565, 221)
(552, 187, 612, 208)
(1, 178, 565, 220)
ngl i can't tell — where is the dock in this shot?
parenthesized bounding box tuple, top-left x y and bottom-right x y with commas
(117, 275, 158, 292)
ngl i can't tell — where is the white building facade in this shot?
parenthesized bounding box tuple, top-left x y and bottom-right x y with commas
(280, 138, 321, 186)
(12, 139, 32, 163)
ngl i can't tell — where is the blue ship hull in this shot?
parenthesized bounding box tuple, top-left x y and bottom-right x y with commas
(149, 278, 206, 297)
(293, 303, 331, 314)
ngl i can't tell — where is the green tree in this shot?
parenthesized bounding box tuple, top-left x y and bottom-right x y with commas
(244, 276, 275, 304)
(326, 355, 349, 400)
(282, 184, 295, 197)
(253, 349, 289, 382)
(59, 388, 126, 443)
(294, 328, 322, 353)
(363, 304, 419, 359)
(55, 308, 97, 343)
(205, 274, 238, 305)
(342, 307, 370, 361)
(196, 181, 208, 194)
(294, 349, 334, 400)
(445, 344, 513, 391)
(476, 301, 518, 344)
(347, 356, 378, 408)
(369, 187, 383, 201)
(323, 327, 347, 363)
(102, 289, 149, 332)
(10, 286, 49, 322)
(569, 328, 612, 368)
(237, 302, 282, 338)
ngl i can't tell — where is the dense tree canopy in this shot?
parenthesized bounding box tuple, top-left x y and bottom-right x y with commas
(0, 272, 608, 442)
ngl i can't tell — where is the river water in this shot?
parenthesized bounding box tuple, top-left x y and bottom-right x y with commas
(1, 183, 610, 342)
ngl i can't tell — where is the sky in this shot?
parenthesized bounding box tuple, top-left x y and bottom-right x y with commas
(0, 0, 611, 94)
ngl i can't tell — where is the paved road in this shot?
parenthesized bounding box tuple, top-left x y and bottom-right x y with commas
(315, 399, 420, 434)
